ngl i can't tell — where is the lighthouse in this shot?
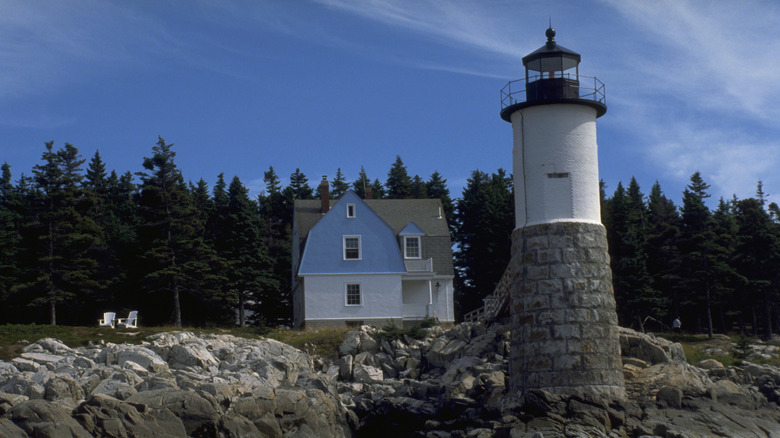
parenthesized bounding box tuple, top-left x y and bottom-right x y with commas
(501, 28, 625, 399)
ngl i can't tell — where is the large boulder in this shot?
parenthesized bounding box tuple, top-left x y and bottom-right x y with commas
(126, 389, 222, 436)
(5, 398, 92, 437)
(618, 326, 686, 364)
(72, 393, 187, 437)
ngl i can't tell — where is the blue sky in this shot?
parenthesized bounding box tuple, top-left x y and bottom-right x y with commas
(2, 0, 779, 208)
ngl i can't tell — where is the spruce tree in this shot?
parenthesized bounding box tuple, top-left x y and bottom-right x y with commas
(258, 167, 293, 324)
(330, 168, 349, 199)
(351, 166, 370, 198)
(222, 176, 278, 326)
(370, 178, 386, 199)
(137, 137, 222, 327)
(386, 156, 413, 199)
(426, 171, 455, 230)
(286, 168, 313, 200)
(679, 172, 719, 337)
(24, 142, 100, 325)
(710, 198, 741, 333)
(606, 178, 665, 330)
(0, 163, 21, 321)
(453, 169, 513, 318)
(646, 181, 683, 320)
(734, 196, 779, 340)
(411, 175, 427, 199)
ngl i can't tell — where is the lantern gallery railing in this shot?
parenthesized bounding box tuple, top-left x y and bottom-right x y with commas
(500, 74, 605, 110)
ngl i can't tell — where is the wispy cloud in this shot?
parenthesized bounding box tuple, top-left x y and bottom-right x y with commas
(601, 0, 780, 122)
(316, 0, 524, 55)
(598, 0, 780, 202)
(0, 1, 217, 131)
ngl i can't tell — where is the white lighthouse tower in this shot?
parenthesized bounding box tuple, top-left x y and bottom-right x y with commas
(501, 28, 624, 399)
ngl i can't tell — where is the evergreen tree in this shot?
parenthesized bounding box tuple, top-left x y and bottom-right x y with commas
(734, 196, 780, 340)
(190, 178, 214, 228)
(258, 167, 292, 324)
(710, 198, 741, 333)
(453, 169, 513, 318)
(370, 178, 386, 199)
(99, 170, 140, 311)
(385, 156, 413, 199)
(646, 181, 683, 320)
(679, 172, 720, 337)
(330, 168, 349, 199)
(221, 176, 278, 326)
(351, 166, 371, 199)
(137, 137, 223, 327)
(426, 171, 455, 230)
(286, 168, 313, 200)
(606, 178, 664, 330)
(0, 163, 21, 321)
(24, 142, 100, 325)
(411, 175, 427, 199)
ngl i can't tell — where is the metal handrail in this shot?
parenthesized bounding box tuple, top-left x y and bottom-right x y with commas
(500, 74, 606, 110)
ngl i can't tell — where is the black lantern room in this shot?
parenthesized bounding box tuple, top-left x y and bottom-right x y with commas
(500, 28, 606, 121)
(523, 27, 581, 101)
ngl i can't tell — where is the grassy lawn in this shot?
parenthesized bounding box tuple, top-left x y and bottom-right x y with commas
(655, 332, 780, 367)
(0, 324, 350, 363)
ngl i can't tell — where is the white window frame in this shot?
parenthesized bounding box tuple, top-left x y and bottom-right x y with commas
(345, 282, 362, 306)
(346, 203, 356, 218)
(403, 235, 422, 259)
(343, 235, 362, 260)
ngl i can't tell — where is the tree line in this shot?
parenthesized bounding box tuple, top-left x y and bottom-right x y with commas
(0, 141, 456, 327)
(2, 139, 778, 338)
(603, 173, 780, 339)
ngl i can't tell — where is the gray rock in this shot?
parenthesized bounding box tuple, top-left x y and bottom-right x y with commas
(72, 393, 187, 437)
(11, 357, 41, 372)
(353, 364, 383, 384)
(43, 375, 84, 407)
(126, 388, 221, 436)
(707, 379, 765, 409)
(24, 338, 74, 355)
(697, 358, 725, 370)
(0, 418, 27, 438)
(6, 398, 92, 437)
(656, 385, 683, 408)
(426, 338, 468, 368)
(339, 329, 362, 356)
(618, 327, 686, 364)
(339, 354, 353, 380)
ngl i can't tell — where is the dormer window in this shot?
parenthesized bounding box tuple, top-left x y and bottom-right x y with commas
(404, 236, 421, 259)
(347, 204, 355, 218)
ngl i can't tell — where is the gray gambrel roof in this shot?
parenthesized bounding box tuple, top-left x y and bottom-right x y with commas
(294, 195, 454, 275)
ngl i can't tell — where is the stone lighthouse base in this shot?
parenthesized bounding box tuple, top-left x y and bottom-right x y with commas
(509, 222, 625, 400)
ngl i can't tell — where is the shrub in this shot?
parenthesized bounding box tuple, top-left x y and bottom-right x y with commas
(732, 333, 753, 359)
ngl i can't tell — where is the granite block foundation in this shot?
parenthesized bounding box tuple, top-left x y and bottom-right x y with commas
(509, 222, 625, 399)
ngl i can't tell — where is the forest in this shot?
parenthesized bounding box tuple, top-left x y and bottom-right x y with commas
(1, 138, 779, 339)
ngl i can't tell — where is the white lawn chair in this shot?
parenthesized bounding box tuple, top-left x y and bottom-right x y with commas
(98, 312, 116, 328)
(116, 311, 138, 329)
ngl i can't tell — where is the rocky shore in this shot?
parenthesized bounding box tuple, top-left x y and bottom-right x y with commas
(1, 323, 780, 437)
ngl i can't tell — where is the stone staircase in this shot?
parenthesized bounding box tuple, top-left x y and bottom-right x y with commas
(463, 260, 513, 323)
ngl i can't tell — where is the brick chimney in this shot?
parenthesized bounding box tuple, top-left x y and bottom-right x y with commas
(364, 185, 373, 200)
(319, 176, 329, 214)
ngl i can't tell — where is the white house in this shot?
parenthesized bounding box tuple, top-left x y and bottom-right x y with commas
(291, 181, 455, 329)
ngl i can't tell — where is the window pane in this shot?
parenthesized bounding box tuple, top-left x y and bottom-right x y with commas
(345, 237, 360, 259)
(405, 237, 420, 258)
(346, 284, 361, 305)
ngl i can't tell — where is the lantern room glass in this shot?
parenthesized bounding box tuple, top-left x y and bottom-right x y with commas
(525, 56, 579, 82)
